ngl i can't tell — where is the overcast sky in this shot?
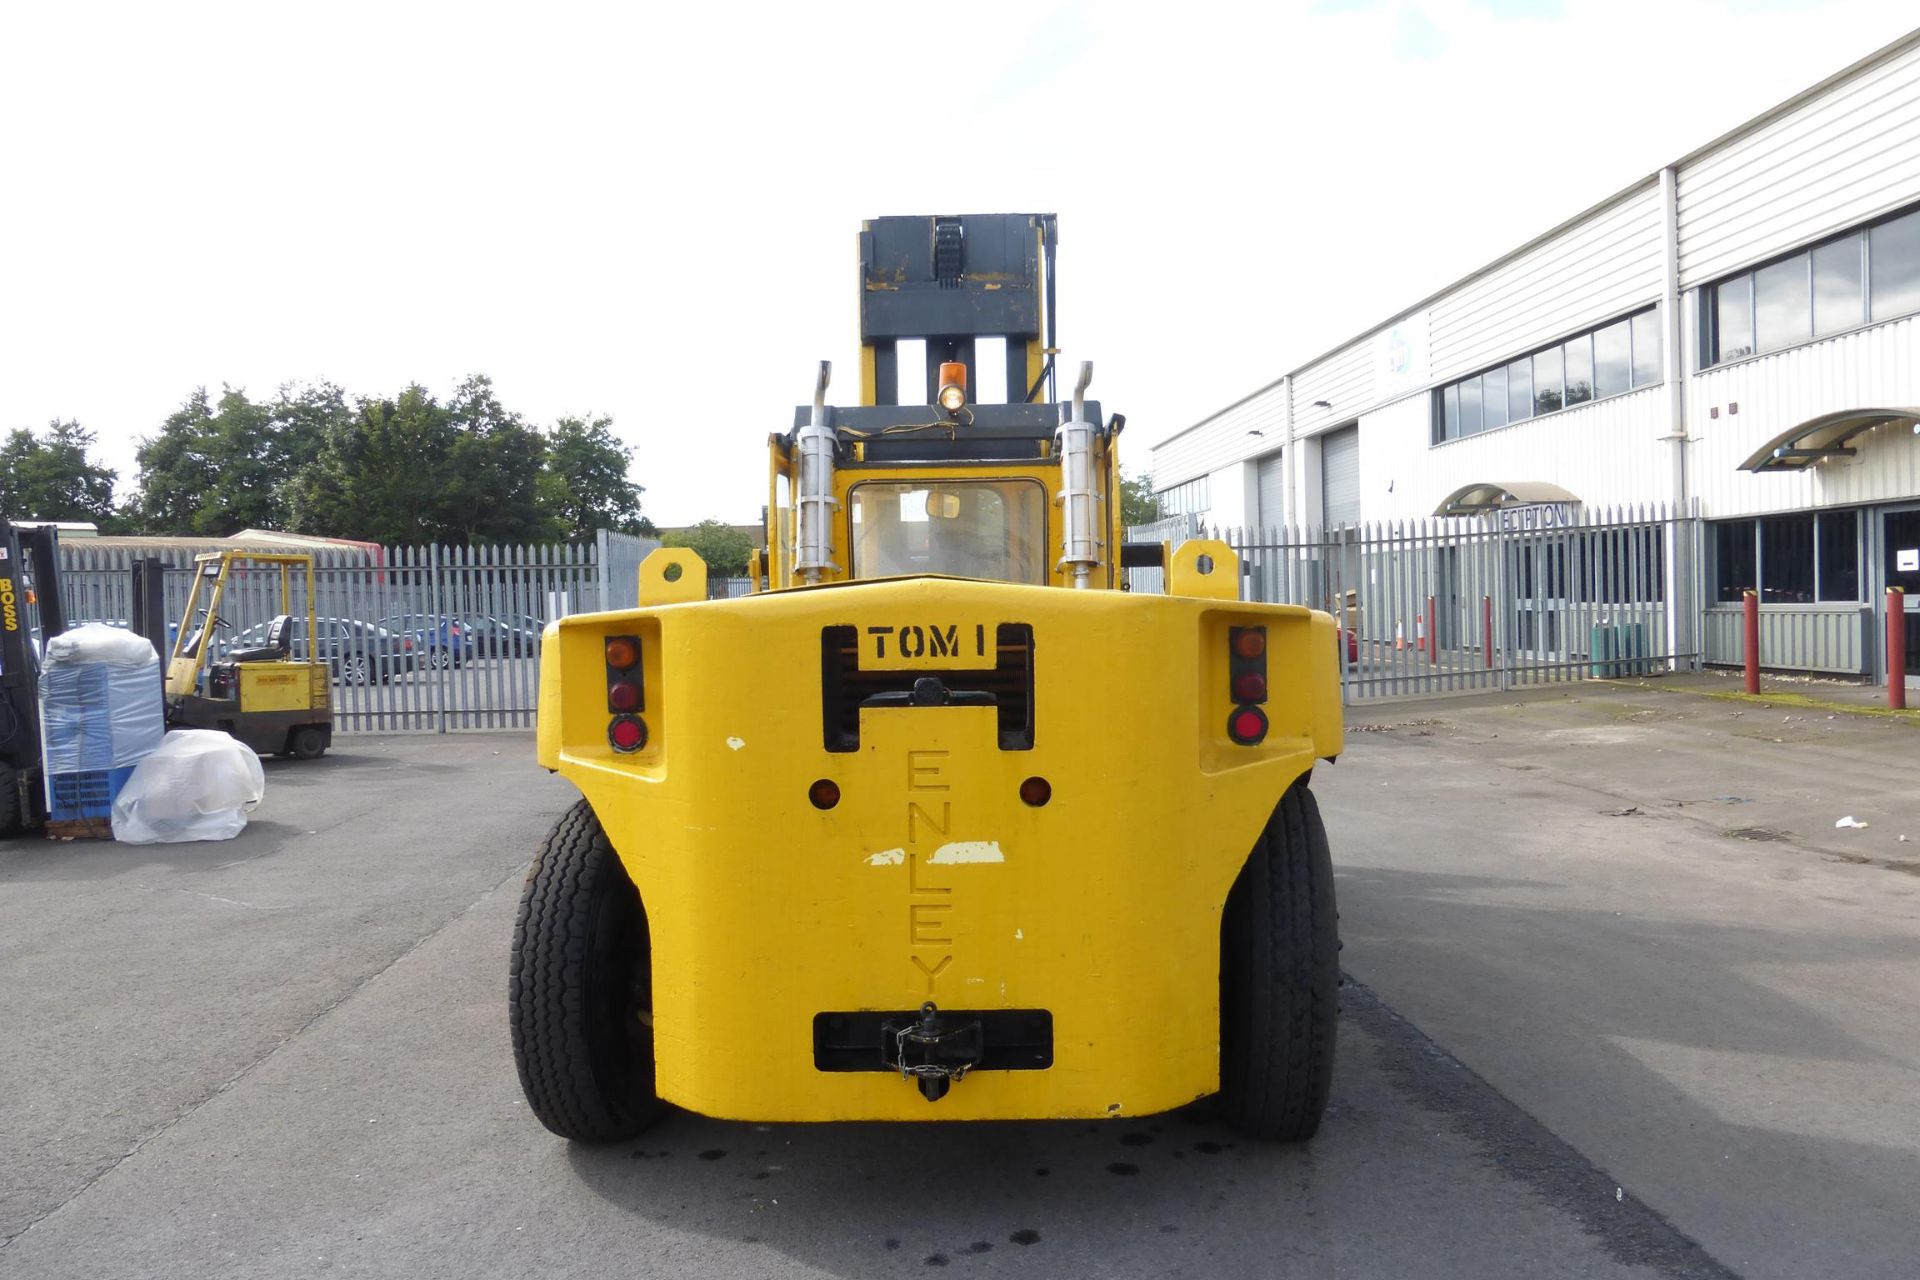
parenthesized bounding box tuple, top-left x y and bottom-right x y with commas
(3, 1, 1914, 529)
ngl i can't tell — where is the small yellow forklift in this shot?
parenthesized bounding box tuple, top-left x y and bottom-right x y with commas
(165, 551, 332, 759)
(513, 215, 1342, 1143)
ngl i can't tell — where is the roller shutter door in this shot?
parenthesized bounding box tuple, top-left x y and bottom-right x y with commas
(1320, 426, 1360, 527)
(1255, 452, 1286, 529)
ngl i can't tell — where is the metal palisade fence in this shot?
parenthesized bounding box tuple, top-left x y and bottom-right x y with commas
(59, 531, 658, 732)
(1131, 504, 1701, 703)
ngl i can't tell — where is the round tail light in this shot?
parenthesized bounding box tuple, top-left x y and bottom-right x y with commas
(1227, 706, 1268, 746)
(608, 680, 641, 712)
(1019, 776, 1052, 807)
(808, 779, 841, 810)
(608, 715, 648, 752)
(1232, 671, 1267, 702)
(605, 637, 640, 670)
(1232, 628, 1266, 659)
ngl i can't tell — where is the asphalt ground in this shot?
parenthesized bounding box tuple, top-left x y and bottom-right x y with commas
(0, 684, 1914, 1278)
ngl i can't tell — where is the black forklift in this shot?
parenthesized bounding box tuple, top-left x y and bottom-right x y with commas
(0, 520, 67, 837)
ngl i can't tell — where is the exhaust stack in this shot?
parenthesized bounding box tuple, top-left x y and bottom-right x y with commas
(793, 361, 839, 584)
(1056, 361, 1101, 588)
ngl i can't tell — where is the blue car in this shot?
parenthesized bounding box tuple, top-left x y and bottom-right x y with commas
(378, 613, 468, 669)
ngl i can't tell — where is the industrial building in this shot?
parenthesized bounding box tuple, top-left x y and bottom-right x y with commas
(1150, 29, 1920, 684)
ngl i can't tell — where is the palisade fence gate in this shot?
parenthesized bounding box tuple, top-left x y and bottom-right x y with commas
(1129, 505, 1702, 703)
(58, 530, 658, 732)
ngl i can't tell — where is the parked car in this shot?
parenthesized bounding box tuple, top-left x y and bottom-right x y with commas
(220, 616, 417, 685)
(451, 612, 545, 657)
(378, 612, 467, 669)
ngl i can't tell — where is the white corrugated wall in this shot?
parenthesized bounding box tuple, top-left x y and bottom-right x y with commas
(1148, 380, 1286, 490)
(1292, 341, 1374, 438)
(1688, 312, 1920, 517)
(1428, 182, 1665, 384)
(1677, 37, 1920, 288)
(1362, 388, 1674, 522)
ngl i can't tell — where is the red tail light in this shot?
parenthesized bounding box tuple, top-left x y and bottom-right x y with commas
(608, 680, 641, 712)
(1019, 776, 1052, 807)
(404, 636, 414, 651)
(608, 715, 648, 752)
(808, 778, 841, 810)
(1228, 625, 1269, 747)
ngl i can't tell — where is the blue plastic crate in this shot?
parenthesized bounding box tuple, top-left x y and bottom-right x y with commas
(48, 766, 137, 823)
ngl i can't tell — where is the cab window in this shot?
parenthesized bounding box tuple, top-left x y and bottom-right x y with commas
(848, 480, 1048, 584)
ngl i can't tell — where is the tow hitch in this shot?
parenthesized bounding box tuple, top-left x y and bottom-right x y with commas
(893, 1003, 975, 1101)
(812, 1003, 1054, 1100)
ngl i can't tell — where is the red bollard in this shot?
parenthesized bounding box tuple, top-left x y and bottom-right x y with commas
(1743, 589, 1761, 694)
(1427, 595, 1438, 666)
(1483, 595, 1494, 669)
(1891, 588, 1907, 711)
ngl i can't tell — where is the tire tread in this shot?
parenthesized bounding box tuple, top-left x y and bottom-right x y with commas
(1221, 780, 1339, 1141)
(509, 799, 661, 1142)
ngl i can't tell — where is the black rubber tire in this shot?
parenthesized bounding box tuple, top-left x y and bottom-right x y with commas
(1219, 778, 1339, 1142)
(509, 799, 663, 1142)
(0, 761, 19, 838)
(286, 726, 328, 760)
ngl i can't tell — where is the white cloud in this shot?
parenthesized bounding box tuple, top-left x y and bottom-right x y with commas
(1, 0, 1912, 525)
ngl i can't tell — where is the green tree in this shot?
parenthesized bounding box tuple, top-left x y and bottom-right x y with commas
(664, 519, 753, 576)
(443, 375, 561, 543)
(130, 383, 350, 534)
(1119, 471, 1159, 527)
(0, 420, 118, 525)
(538, 414, 654, 541)
(288, 376, 564, 545)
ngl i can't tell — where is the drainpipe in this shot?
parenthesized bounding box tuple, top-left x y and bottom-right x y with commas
(1659, 166, 1693, 669)
(1283, 376, 1297, 533)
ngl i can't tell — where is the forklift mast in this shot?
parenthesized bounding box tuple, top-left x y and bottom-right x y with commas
(858, 213, 1057, 408)
(1, 520, 67, 833)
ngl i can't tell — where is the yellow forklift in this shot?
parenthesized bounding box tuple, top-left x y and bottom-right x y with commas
(513, 215, 1342, 1143)
(165, 551, 332, 759)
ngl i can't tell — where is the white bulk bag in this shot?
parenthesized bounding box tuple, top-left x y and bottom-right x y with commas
(110, 729, 266, 844)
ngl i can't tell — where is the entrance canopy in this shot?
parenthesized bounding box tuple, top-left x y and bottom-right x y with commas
(1738, 407, 1920, 472)
(1434, 481, 1581, 517)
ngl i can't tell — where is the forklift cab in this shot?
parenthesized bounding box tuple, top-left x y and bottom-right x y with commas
(166, 553, 332, 760)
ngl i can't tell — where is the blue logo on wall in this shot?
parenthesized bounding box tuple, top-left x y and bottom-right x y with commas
(1385, 326, 1412, 376)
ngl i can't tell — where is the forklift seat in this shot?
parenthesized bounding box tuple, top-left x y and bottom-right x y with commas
(226, 614, 293, 663)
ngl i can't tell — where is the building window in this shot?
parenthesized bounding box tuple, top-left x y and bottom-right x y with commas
(1429, 306, 1659, 444)
(1714, 519, 1756, 602)
(1760, 514, 1814, 603)
(1817, 510, 1859, 601)
(1869, 207, 1920, 323)
(1700, 201, 1920, 367)
(1155, 475, 1211, 518)
(1712, 511, 1862, 604)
